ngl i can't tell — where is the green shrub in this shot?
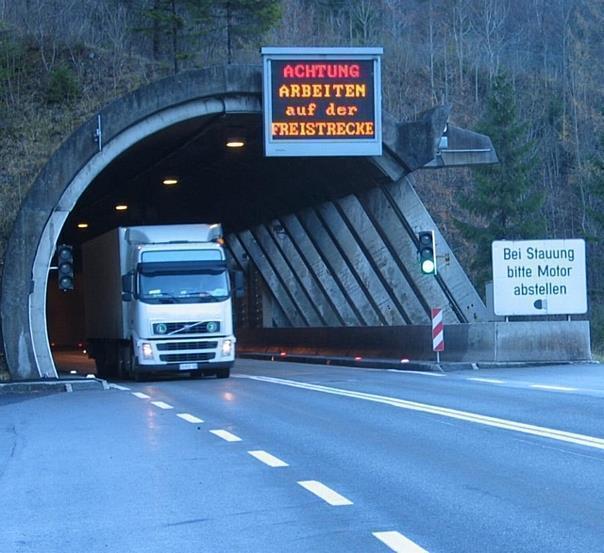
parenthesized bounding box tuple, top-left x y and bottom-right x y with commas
(46, 64, 80, 104)
(590, 297, 604, 357)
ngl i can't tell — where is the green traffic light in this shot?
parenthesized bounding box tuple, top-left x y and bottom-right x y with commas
(418, 231, 437, 275)
(421, 258, 435, 274)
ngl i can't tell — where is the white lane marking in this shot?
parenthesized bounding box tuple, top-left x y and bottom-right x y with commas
(236, 375, 604, 451)
(467, 377, 505, 384)
(373, 531, 429, 552)
(297, 480, 353, 506)
(132, 392, 150, 399)
(109, 383, 130, 391)
(151, 401, 173, 410)
(210, 429, 242, 442)
(386, 370, 445, 376)
(248, 450, 289, 467)
(531, 384, 577, 392)
(177, 413, 204, 424)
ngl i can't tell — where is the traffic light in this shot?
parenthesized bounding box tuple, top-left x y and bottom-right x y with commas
(418, 231, 437, 275)
(57, 244, 74, 291)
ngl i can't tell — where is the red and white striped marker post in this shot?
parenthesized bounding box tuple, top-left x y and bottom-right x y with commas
(431, 307, 444, 363)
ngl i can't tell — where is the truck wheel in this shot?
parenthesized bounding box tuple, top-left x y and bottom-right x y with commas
(216, 368, 230, 379)
(95, 348, 108, 379)
(120, 345, 143, 381)
(130, 353, 146, 382)
(133, 370, 146, 382)
(116, 345, 129, 380)
(95, 358, 108, 379)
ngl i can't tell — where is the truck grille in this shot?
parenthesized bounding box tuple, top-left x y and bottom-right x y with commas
(159, 352, 216, 362)
(154, 321, 220, 335)
(156, 341, 218, 351)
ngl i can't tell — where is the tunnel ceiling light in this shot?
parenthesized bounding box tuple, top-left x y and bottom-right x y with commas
(77, 222, 89, 229)
(225, 125, 246, 148)
(163, 178, 178, 185)
(115, 204, 128, 211)
(226, 138, 245, 148)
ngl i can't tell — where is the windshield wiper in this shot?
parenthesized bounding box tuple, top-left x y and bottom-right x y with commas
(177, 292, 226, 302)
(142, 292, 177, 303)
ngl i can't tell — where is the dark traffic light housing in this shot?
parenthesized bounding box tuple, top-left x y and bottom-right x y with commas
(57, 244, 74, 291)
(418, 231, 437, 275)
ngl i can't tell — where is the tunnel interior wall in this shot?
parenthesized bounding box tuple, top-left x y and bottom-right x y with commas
(46, 281, 86, 348)
(226, 173, 488, 330)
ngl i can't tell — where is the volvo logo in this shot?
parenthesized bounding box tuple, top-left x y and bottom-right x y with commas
(206, 321, 218, 333)
(155, 323, 168, 334)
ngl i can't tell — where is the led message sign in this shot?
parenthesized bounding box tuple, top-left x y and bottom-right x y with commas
(262, 47, 383, 157)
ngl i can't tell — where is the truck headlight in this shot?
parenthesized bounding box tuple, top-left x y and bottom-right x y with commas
(222, 339, 233, 357)
(142, 342, 154, 360)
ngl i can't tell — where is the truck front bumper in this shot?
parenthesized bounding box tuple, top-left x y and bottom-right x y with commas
(133, 360, 234, 374)
(134, 335, 235, 370)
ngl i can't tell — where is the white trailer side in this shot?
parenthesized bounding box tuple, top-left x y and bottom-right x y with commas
(82, 228, 128, 341)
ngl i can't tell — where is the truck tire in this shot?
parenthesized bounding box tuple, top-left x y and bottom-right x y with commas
(117, 344, 133, 380)
(133, 370, 146, 382)
(130, 355, 147, 382)
(216, 368, 230, 379)
(118, 344, 145, 381)
(95, 357, 108, 379)
(94, 346, 109, 379)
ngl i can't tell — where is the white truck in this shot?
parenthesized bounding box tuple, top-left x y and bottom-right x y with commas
(82, 224, 237, 380)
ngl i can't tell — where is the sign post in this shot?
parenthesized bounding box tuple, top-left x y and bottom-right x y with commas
(491, 239, 587, 316)
(431, 308, 444, 363)
(262, 47, 382, 157)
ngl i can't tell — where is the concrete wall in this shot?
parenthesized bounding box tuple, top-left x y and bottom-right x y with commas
(226, 173, 490, 330)
(238, 321, 592, 363)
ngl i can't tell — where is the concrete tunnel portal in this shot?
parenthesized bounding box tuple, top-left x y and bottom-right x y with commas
(1, 64, 503, 381)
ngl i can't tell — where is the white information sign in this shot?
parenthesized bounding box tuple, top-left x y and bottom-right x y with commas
(492, 239, 587, 316)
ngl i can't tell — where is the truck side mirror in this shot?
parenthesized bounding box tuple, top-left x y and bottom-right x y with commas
(232, 270, 245, 299)
(121, 272, 134, 301)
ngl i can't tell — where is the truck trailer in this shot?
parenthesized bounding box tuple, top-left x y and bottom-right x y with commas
(82, 224, 236, 380)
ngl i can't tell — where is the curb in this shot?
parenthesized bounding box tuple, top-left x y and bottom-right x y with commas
(0, 378, 109, 394)
(238, 353, 590, 372)
(239, 353, 444, 372)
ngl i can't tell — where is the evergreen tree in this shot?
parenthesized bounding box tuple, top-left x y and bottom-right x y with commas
(454, 73, 544, 291)
(586, 130, 604, 350)
(199, 0, 282, 64)
(588, 132, 604, 232)
(139, 1, 281, 69)
(138, 0, 194, 74)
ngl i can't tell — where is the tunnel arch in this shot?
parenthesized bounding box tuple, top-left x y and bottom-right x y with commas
(1, 66, 268, 379)
(2, 64, 418, 380)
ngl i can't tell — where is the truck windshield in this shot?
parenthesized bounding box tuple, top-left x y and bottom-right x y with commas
(139, 270, 230, 304)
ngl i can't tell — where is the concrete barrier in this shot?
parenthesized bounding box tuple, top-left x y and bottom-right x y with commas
(238, 320, 592, 363)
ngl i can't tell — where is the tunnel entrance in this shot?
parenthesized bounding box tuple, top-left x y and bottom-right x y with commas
(46, 109, 393, 376)
(0, 65, 405, 380)
(2, 64, 500, 381)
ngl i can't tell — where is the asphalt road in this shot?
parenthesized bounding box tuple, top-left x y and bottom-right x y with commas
(1, 359, 604, 552)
